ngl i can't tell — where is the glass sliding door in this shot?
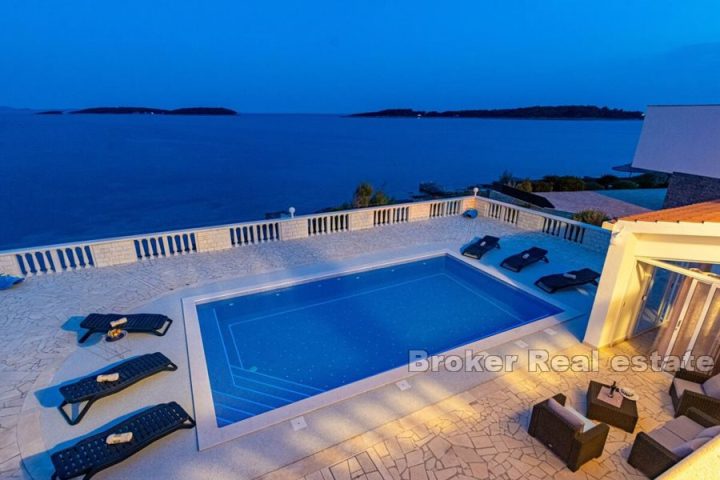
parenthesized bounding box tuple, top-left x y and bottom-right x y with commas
(685, 286, 720, 370)
(633, 260, 720, 373)
(633, 266, 683, 336)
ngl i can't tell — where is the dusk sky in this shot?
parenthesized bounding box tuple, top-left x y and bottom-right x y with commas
(2, 1, 719, 113)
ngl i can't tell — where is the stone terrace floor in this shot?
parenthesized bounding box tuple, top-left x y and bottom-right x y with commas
(0, 215, 670, 479)
(270, 335, 669, 480)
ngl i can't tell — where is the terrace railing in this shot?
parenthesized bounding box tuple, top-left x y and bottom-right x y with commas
(0, 195, 610, 277)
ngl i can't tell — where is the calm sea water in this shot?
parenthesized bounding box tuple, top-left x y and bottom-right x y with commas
(0, 113, 642, 250)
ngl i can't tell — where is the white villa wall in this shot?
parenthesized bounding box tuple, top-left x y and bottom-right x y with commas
(584, 221, 720, 347)
(632, 105, 720, 179)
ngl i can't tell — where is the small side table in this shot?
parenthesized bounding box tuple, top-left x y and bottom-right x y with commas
(586, 381, 638, 433)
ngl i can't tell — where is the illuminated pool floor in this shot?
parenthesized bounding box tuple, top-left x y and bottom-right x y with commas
(196, 254, 563, 427)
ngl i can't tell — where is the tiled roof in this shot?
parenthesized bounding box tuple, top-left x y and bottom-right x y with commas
(621, 199, 720, 223)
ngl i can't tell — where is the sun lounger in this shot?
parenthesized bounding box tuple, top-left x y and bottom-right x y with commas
(535, 268, 600, 293)
(500, 247, 549, 272)
(461, 236, 500, 259)
(58, 352, 177, 425)
(51, 402, 195, 480)
(79, 313, 173, 343)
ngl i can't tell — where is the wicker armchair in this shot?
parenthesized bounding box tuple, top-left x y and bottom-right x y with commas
(528, 394, 610, 472)
(670, 369, 720, 419)
(628, 407, 719, 479)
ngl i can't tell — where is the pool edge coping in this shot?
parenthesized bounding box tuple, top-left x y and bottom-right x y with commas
(182, 247, 580, 450)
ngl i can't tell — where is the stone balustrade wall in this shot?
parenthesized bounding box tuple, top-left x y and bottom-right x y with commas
(0, 196, 610, 277)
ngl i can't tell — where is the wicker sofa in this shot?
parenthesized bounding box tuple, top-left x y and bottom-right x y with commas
(628, 407, 720, 478)
(669, 368, 720, 418)
(529, 394, 610, 472)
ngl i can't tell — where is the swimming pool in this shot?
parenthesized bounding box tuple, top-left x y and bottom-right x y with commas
(190, 253, 563, 437)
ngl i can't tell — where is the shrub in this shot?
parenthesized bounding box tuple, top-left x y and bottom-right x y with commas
(498, 170, 514, 186)
(516, 179, 533, 192)
(635, 173, 669, 188)
(612, 180, 639, 189)
(352, 182, 373, 208)
(370, 190, 391, 206)
(532, 181, 553, 192)
(351, 182, 393, 208)
(584, 181, 604, 190)
(572, 209, 610, 226)
(598, 174, 619, 187)
(554, 176, 585, 191)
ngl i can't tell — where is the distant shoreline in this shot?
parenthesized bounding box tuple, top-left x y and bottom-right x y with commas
(349, 106, 644, 120)
(37, 106, 238, 116)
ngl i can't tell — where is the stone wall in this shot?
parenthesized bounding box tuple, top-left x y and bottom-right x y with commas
(279, 219, 307, 241)
(664, 172, 720, 208)
(195, 228, 232, 252)
(516, 210, 545, 231)
(0, 196, 610, 276)
(408, 203, 430, 221)
(476, 197, 611, 253)
(92, 240, 138, 267)
(349, 210, 375, 231)
(0, 254, 22, 276)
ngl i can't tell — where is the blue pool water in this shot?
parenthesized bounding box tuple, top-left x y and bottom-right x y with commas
(596, 188, 667, 210)
(196, 254, 563, 427)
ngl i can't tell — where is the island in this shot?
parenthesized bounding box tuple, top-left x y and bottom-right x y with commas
(349, 105, 643, 120)
(66, 106, 238, 115)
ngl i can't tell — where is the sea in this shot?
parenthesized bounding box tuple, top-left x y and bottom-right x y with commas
(0, 112, 643, 250)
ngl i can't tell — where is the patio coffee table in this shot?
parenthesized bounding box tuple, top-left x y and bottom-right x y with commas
(586, 381, 638, 433)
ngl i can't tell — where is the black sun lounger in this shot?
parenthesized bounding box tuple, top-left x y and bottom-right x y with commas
(461, 235, 500, 259)
(79, 313, 173, 343)
(535, 268, 600, 293)
(51, 402, 195, 480)
(500, 247, 549, 272)
(58, 352, 177, 425)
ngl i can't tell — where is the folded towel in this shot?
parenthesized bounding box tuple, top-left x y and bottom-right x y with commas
(96, 373, 120, 383)
(562, 273, 577, 280)
(106, 432, 133, 445)
(110, 317, 128, 328)
(521, 253, 530, 259)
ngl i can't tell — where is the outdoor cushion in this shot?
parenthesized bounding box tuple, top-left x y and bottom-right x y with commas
(565, 406, 596, 433)
(670, 436, 711, 458)
(697, 425, 720, 439)
(547, 398, 584, 432)
(648, 427, 687, 451)
(0, 275, 23, 290)
(703, 374, 720, 399)
(673, 377, 705, 398)
(665, 415, 705, 441)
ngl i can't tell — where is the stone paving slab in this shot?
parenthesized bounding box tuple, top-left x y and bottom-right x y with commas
(281, 338, 669, 480)
(0, 215, 607, 479)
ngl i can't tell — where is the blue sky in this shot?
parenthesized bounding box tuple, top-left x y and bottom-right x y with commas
(1, 1, 719, 112)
